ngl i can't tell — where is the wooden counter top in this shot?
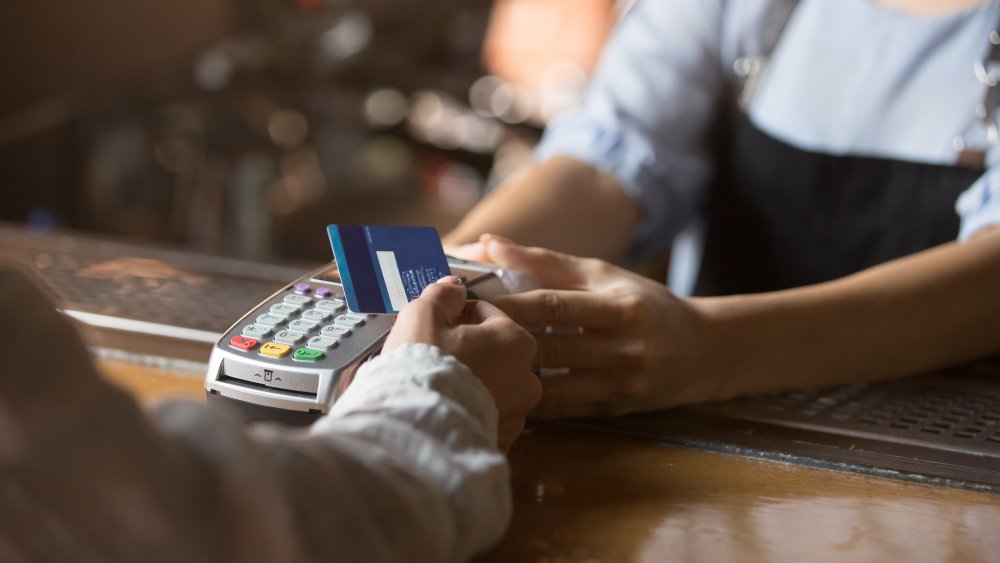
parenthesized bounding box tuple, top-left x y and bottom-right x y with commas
(97, 358, 1000, 562)
(492, 425, 1000, 562)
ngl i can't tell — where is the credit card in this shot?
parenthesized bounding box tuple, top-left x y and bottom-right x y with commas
(327, 225, 451, 314)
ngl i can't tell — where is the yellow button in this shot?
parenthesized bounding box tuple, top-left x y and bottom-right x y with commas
(259, 342, 292, 358)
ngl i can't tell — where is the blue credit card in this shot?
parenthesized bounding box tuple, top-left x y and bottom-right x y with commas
(327, 225, 451, 314)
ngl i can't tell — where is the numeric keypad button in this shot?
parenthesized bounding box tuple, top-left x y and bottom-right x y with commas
(334, 314, 366, 328)
(321, 325, 352, 338)
(301, 308, 332, 322)
(255, 313, 286, 328)
(283, 294, 312, 306)
(306, 336, 339, 350)
(270, 303, 300, 317)
(274, 330, 306, 345)
(242, 325, 273, 339)
(315, 299, 346, 313)
(287, 319, 320, 333)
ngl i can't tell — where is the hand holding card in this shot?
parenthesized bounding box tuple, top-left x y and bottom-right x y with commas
(328, 225, 452, 314)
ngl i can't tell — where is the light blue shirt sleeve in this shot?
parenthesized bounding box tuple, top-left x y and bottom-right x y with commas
(534, 0, 728, 259)
(536, 0, 1000, 254)
(957, 167, 1000, 241)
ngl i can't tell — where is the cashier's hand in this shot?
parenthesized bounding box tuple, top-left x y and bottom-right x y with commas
(483, 237, 723, 419)
(383, 277, 540, 451)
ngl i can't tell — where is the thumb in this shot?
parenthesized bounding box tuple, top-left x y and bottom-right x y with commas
(483, 235, 593, 290)
(408, 276, 468, 324)
(461, 297, 512, 325)
(444, 241, 494, 264)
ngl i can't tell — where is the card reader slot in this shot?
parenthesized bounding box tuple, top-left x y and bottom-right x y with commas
(218, 358, 320, 394)
(218, 375, 318, 399)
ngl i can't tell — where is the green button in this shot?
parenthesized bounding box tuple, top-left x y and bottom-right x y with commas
(293, 348, 324, 362)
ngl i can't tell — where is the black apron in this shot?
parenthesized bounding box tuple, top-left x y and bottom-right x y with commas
(692, 115, 985, 296)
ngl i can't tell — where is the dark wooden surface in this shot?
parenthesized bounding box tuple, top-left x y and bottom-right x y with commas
(96, 356, 1000, 562)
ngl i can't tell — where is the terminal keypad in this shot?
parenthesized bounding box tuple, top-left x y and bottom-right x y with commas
(229, 283, 370, 363)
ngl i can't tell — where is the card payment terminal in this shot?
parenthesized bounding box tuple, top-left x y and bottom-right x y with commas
(204, 257, 511, 424)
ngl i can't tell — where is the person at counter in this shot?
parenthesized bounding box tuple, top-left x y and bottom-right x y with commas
(0, 267, 539, 561)
(445, 0, 1000, 418)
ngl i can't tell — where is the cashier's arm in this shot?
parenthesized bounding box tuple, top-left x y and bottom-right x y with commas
(444, 156, 640, 262)
(445, 158, 1000, 418)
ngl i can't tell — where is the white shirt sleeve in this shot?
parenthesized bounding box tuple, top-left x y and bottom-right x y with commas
(1, 266, 510, 563)
(306, 343, 508, 562)
(534, 0, 729, 259)
(151, 343, 510, 563)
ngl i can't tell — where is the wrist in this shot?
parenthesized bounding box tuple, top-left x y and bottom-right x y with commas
(689, 295, 765, 402)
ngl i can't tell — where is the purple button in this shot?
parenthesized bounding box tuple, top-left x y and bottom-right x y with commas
(294, 283, 312, 295)
(315, 287, 332, 298)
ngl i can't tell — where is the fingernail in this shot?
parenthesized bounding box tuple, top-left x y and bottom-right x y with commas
(436, 275, 462, 285)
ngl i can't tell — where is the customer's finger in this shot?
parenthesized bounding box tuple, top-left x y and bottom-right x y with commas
(408, 276, 468, 324)
(460, 297, 510, 325)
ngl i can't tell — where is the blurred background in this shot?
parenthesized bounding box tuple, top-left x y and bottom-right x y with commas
(0, 0, 621, 263)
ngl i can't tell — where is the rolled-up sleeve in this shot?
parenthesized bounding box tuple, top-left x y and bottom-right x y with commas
(534, 0, 728, 258)
(956, 166, 1000, 241)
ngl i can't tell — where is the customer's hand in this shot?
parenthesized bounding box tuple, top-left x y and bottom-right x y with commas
(384, 277, 541, 450)
(483, 237, 726, 419)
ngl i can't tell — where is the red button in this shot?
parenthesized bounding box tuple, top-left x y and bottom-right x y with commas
(229, 336, 259, 351)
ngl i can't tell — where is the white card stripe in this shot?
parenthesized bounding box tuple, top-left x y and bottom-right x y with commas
(376, 250, 409, 312)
